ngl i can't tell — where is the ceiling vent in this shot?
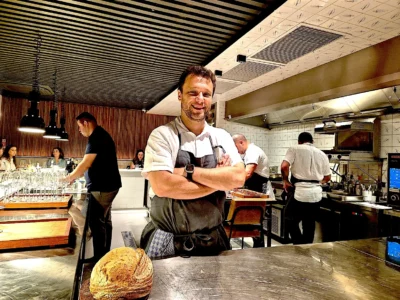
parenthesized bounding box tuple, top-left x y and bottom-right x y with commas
(252, 26, 342, 64)
(221, 61, 278, 82)
(215, 80, 242, 94)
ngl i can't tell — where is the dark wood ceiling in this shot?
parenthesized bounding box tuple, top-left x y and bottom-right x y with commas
(0, 0, 284, 110)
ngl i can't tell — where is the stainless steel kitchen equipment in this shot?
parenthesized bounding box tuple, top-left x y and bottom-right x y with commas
(387, 153, 400, 208)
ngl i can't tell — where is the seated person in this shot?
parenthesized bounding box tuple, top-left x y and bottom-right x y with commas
(0, 144, 17, 171)
(130, 149, 144, 169)
(46, 147, 67, 168)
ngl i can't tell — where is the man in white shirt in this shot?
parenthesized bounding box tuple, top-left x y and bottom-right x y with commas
(232, 134, 270, 247)
(281, 132, 331, 245)
(232, 134, 269, 193)
(141, 65, 246, 258)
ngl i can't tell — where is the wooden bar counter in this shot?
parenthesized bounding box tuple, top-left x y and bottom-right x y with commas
(0, 196, 86, 299)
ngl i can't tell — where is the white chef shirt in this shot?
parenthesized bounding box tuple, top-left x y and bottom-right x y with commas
(243, 143, 269, 178)
(283, 143, 330, 203)
(142, 117, 242, 197)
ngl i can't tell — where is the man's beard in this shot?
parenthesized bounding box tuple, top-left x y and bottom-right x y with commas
(182, 104, 209, 122)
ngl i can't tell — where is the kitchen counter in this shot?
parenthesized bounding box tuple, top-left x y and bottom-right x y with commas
(0, 195, 86, 299)
(323, 195, 392, 212)
(148, 237, 399, 300)
(271, 181, 393, 212)
(384, 209, 400, 218)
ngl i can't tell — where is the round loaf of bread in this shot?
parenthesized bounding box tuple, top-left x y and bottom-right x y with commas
(90, 247, 153, 300)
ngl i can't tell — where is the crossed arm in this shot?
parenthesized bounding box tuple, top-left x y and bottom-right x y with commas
(149, 156, 245, 200)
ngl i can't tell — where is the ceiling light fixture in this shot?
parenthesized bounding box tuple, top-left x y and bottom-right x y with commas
(58, 87, 69, 142)
(43, 69, 61, 139)
(237, 54, 247, 63)
(18, 35, 45, 134)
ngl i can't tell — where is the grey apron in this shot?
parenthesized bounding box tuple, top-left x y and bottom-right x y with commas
(140, 132, 230, 258)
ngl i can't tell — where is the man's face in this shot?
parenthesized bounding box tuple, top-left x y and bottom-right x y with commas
(234, 141, 246, 155)
(77, 120, 89, 137)
(178, 74, 213, 122)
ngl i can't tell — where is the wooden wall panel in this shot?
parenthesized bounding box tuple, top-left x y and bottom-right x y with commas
(0, 96, 175, 159)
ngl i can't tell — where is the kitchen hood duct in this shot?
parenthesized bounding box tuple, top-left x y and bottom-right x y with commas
(316, 118, 380, 160)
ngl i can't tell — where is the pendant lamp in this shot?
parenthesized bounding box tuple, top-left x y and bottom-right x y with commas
(18, 35, 45, 133)
(58, 87, 69, 142)
(43, 69, 60, 139)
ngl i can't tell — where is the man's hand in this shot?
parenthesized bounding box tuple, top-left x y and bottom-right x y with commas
(61, 174, 74, 185)
(217, 154, 231, 167)
(283, 179, 293, 192)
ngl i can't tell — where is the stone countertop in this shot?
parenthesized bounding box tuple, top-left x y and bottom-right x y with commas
(0, 197, 86, 299)
(149, 238, 400, 300)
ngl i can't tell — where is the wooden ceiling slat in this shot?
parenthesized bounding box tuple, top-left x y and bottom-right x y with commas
(132, 0, 251, 24)
(0, 0, 275, 110)
(174, 0, 261, 17)
(0, 34, 204, 66)
(0, 48, 195, 79)
(200, 0, 267, 11)
(234, 0, 270, 8)
(0, 67, 180, 87)
(61, 0, 241, 33)
(0, 61, 181, 85)
(11, 0, 237, 37)
(0, 47, 181, 76)
(0, 29, 210, 61)
(0, 47, 188, 76)
(0, 8, 225, 45)
(0, 20, 217, 56)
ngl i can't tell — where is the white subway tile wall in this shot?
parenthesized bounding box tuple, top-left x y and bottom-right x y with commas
(216, 101, 269, 156)
(379, 114, 400, 183)
(216, 102, 400, 184)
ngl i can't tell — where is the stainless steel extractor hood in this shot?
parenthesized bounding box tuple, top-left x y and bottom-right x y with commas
(317, 118, 381, 161)
(314, 120, 374, 134)
(232, 86, 400, 129)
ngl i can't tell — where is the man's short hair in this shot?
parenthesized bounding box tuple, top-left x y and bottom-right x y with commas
(76, 112, 97, 123)
(177, 65, 216, 95)
(298, 132, 313, 144)
(232, 134, 247, 142)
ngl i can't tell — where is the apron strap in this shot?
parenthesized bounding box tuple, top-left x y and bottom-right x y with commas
(291, 175, 319, 184)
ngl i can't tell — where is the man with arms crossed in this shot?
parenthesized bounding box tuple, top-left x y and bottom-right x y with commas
(281, 132, 331, 245)
(67, 112, 121, 261)
(141, 65, 245, 258)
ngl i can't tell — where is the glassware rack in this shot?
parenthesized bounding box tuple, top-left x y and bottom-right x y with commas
(0, 169, 69, 203)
